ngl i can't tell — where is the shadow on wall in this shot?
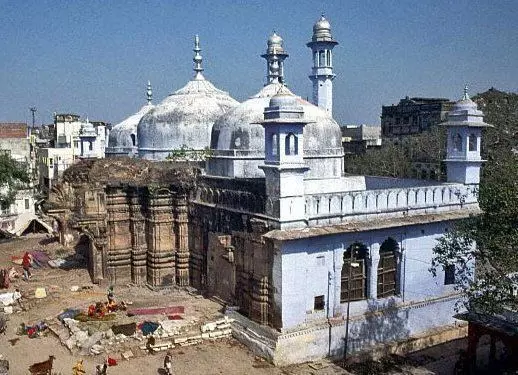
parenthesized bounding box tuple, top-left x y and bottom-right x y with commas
(348, 299, 410, 353)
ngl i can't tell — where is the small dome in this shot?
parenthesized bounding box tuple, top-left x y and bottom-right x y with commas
(138, 79, 238, 160)
(266, 32, 286, 54)
(268, 86, 297, 108)
(106, 103, 153, 157)
(313, 16, 331, 33)
(268, 32, 283, 46)
(311, 15, 334, 42)
(449, 87, 482, 116)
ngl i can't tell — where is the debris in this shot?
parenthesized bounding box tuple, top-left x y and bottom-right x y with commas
(0, 359, 8, 375)
(107, 357, 117, 366)
(3, 306, 13, 315)
(139, 321, 159, 336)
(0, 291, 21, 306)
(308, 362, 329, 370)
(121, 350, 134, 360)
(70, 286, 80, 292)
(34, 287, 47, 299)
(111, 322, 136, 336)
(58, 309, 81, 322)
(127, 305, 184, 316)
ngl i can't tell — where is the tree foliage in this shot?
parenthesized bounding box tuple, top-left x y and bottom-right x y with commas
(344, 125, 446, 178)
(0, 152, 30, 206)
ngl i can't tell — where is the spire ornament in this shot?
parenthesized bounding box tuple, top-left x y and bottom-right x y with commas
(146, 81, 153, 105)
(193, 35, 204, 80)
(462, 84, 470, 100)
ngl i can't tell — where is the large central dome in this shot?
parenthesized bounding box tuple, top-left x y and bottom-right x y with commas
(208, 83, 343, 179)
(137, 36, 238, 161)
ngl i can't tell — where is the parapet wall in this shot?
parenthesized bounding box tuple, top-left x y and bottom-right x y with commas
(305, 183, 478, 225)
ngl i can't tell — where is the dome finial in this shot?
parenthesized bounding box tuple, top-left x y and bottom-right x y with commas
(193, 34, 204, 80)
(462, 84, 470, 100)
(147, 81, 153, 105)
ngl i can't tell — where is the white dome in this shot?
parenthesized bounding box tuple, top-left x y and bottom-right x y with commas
(106, 103, 153, 157)
(209, 83, 343, 179)
(211, 83, 341, 153)
(138, 79, 238, 160)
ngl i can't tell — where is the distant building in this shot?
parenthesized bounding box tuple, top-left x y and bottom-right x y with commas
(0, 122, 30, 163)
(35, 114, 110, 193)
(341, 124, 382, 154)
(37, 147, 75, 192)
(0, 122, 35, 232)
(381, 97, 454, 137)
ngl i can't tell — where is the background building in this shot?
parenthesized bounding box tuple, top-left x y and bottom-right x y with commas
(381, 97, 454, 137)
(0, 122, 36, 232)
(341, 124, 382, 154)
(35, 114, 109, 194)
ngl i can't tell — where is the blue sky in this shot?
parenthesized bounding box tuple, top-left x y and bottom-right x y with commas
(1, 0, 516, 126)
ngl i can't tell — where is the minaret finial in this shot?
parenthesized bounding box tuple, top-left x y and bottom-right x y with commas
(462, 84, 470, 100)
(193, 34, 204, 80)
(146, 81, 153, 105)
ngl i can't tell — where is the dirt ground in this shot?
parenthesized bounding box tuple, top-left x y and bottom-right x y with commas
(0, 234, 471, 375)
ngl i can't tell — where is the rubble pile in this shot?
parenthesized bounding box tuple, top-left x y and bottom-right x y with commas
(49, 313, 235, 357)
(142, 316, 234, 353)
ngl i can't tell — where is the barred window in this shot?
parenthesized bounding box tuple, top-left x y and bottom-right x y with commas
(341, 243, 368, 302)
(377, 238, 399, 298)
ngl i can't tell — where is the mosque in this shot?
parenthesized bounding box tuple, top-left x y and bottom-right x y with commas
(64, 16, 489, 364)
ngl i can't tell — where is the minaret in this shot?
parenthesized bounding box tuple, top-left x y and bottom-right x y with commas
(259, 87, 311, 229)
(193, 34, 204, 80)
(442, 86, 492, 184)
(307, 15, 338, 115)
(261, 32, 289, 85)
(146, 81, 153, 105)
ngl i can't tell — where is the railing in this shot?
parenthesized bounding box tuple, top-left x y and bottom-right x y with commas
(304, 183, 478, 220)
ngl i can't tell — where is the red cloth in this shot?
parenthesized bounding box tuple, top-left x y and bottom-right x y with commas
(22, 252, 31, 268)
(107, 357, 117, 366)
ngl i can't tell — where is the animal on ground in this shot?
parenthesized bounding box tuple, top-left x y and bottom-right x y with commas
(28, 355, 55, 375)
(96, 363, 108, 375)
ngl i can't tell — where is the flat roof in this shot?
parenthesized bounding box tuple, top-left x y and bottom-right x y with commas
(263, 208, 481, 241)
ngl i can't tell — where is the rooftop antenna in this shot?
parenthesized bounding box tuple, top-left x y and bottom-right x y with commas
(29, 107, 37, 129)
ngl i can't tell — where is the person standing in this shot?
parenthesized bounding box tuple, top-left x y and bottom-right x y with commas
(22, 252, 32, 281)
(163, 351, 173, 375)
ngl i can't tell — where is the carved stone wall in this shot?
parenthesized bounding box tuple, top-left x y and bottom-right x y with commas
(47, 161, 276, 328)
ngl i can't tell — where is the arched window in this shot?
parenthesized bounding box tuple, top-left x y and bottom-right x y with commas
(453, 133, 463, 151)
(341, 243, 368, 302)
(377, 238, 399, 298)
(326, 50, 332, 67)
(285, 133, 297, 155)
(271, 133, 278, 156)
(468, 134, 477, 151)
(319, 50, 325, 66)
(130, 133, 136, 147)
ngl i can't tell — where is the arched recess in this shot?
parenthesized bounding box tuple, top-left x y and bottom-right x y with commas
(377, 237, 399, 298)
(285, 133, 298, 155)
(341, 242, 369, 303)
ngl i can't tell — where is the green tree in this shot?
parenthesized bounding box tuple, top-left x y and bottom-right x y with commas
(0, 152, 30, 206)
(430, 153, 518, 313)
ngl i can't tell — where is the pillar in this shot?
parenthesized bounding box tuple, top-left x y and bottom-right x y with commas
(369, 243, 380, 299)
